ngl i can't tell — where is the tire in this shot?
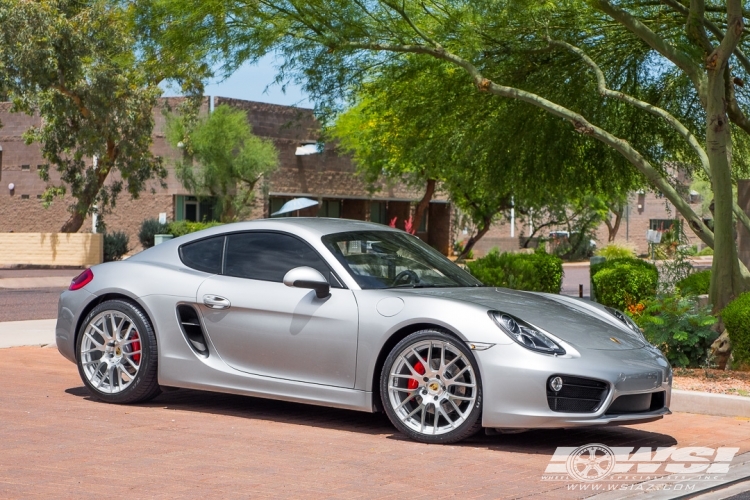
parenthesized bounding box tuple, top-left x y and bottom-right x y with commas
(76, 299, 161, 404)
(380, 329, 483, 444)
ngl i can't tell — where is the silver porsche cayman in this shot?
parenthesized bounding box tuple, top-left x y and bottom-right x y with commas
(56, 218, 671, 444)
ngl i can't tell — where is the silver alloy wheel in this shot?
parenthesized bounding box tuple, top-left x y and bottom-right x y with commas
(387, 339, 478, 436)
(80, 310, 143, 394)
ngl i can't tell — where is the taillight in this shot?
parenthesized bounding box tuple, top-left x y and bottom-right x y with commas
(69, 268, 94, 291)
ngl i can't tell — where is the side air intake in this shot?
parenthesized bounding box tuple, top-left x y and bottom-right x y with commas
(176, 305, 209, 357)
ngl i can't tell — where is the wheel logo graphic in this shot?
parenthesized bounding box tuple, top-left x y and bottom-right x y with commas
(566, 444, 616, 482)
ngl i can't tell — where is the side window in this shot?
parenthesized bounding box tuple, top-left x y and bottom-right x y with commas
(179, 236, 225, 274)
(224, 232, 337, 285)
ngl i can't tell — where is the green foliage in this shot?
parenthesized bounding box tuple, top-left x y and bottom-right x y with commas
(139, 218, 170, 249)
(467, 249, 563, 293)
(591, 258, 658, 310)
(630, 295, 717, 368)
(0, 0, 206, 232)
(722, 292, 750, 368)
(697, 247, 714, 256)
(136, 0, 750, 308)
(166, 104, 279, 221)
(103, 231, 129, 262)
(676, 270, 711, 296)
(167, 220, 223, 237)
(595, 244, 636, 260)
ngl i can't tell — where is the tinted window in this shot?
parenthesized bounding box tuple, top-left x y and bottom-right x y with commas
(180, 236, 225, 274)
(224, 232, 335, 284)
(322, 231, 482, 289)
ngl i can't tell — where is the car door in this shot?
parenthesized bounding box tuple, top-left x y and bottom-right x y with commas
(196, 231, 359, 388)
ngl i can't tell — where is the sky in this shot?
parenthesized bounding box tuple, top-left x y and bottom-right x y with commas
(160, 54, 311, 108)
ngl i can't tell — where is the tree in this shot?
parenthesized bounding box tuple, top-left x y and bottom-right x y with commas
(139, 0, 750, 310)
(166, 104, 279, 221)
(0, 0, 206, 232)
(332, 55, 642, 258)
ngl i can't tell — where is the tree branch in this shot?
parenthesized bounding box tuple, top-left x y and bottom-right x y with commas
(342, 39, 716, 248)
(686, 0, 714, 52)
(593, 0, 706, 95)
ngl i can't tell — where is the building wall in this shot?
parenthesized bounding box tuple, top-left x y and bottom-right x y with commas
(1, 97, 453, 256)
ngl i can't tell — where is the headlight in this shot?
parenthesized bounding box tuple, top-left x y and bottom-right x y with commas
(605, 307, 647, 342)
(488, 311, 566, 356)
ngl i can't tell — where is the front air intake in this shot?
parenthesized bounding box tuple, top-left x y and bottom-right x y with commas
(547, 375, 609, 413)
(176, 305, 209, 357)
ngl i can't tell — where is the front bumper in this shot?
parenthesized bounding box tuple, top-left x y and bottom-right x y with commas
(474, 342, 672, 429)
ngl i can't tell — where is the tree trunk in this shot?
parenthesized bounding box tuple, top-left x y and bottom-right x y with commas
(59, 146, 113, 233)
(706, 68, 743, 311)
(605, 203, 623, 242)
(60, 212, 86, 233)
(412, 179, 436, 233)
(458, 216, 491, 261)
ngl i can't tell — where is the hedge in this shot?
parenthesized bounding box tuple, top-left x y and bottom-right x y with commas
(103, 231, 129, 262)
(467, 249, 563, 293)
(591, 258, 658, 310)
(138, 218, 170, 249)
(676, 270, 711, 296)
(167, 220, 223, 237)
(722, 292, 750, 368)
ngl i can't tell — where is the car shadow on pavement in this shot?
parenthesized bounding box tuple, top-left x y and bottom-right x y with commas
(65, 386, 678, 454)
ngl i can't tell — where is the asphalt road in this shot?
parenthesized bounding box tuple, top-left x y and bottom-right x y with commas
(0, 287, 63, 322)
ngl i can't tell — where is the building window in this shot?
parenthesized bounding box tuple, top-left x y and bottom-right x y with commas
(370, 201, 387, 224)
(37, 164, 47, 171)
(21, 164, 30, 171)
(417, 211, 428, 233)
(319, 199, 341, 218)
(176, 195, 218, 222)
(20, 194, 29, 199)
(36, 194, 42, 199)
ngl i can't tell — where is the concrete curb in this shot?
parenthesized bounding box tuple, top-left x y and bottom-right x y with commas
(671, 389, 750, 418)
(587, 452, 750, 500)
(0, 319, 56, 348)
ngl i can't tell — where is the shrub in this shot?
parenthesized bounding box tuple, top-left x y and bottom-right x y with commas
(591, 258, 658, 310)
(139, 218, 170, 249)
(103, 231, 129, 262)
(697, 247, 714, 256)
(630, 295, 717, 368)
(167, 220, 223, 237)
(676, 270, 711, 296)
(722, 292, 750, 368)
(467, 248, 563, 293)
(594, 243, 636, 260)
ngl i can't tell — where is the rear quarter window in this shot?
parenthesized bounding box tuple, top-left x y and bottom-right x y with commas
(179, 236, 225, 274)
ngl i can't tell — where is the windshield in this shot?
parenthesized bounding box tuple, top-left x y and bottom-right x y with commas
(321, 230, 483, 289)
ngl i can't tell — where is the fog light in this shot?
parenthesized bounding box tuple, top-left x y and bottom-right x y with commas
(550, 376, 563, 392)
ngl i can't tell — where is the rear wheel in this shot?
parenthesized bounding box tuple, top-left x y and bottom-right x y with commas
(380, 330, 482, 444)
(76, 300, 161, 404)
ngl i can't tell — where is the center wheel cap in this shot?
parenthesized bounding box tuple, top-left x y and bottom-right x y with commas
(427, 380, 443, 395)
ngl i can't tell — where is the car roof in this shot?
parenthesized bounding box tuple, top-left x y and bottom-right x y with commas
(202, 217, 401, 237)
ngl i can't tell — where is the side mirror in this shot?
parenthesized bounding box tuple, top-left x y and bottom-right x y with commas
(283, 266, 330, 299)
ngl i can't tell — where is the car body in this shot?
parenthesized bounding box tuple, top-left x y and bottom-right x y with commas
(56, 218, 671, 443)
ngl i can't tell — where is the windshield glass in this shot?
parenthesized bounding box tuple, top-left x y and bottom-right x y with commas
(321, 230, 482, 289)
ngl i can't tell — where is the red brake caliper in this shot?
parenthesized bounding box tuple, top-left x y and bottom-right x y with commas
(407, 361, 425, 390)
(130, 331, 141, 363)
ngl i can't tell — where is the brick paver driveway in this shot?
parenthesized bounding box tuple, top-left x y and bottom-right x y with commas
(1, 347, 749, 499)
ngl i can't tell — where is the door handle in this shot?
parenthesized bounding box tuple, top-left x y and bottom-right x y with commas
(203, 295, 231, 310)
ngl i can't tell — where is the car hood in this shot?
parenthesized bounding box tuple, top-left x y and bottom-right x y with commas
(399, 287, 645, 350)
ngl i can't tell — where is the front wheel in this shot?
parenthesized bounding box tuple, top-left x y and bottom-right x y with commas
(380, 330, 483, 444)
(76, 299, 161, 404)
